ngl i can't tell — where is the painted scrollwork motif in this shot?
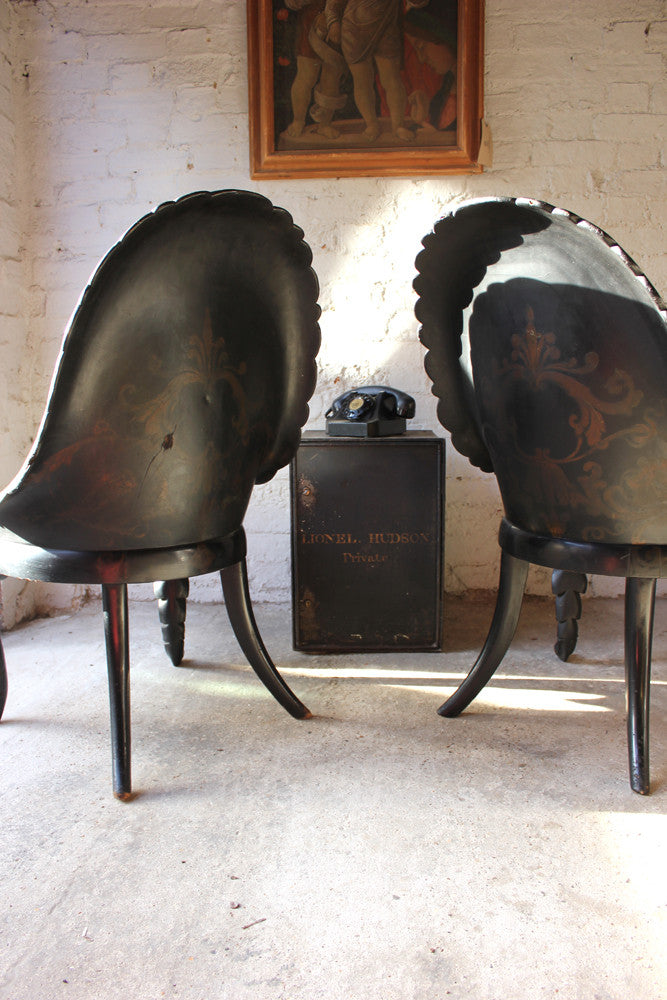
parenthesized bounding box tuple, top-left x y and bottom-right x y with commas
(9, 308, 256, 546)
(121, 307, 250, 446)
(482, 305, 667, 541)
(498, 307, 646, 460)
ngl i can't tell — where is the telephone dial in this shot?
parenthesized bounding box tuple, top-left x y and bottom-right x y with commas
(326, 385, 416, 437)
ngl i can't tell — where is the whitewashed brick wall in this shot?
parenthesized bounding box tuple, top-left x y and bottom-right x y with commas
(1, 0, 665, 620)
(0, 0, 43, 627)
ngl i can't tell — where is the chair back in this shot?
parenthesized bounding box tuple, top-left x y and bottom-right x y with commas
(415, 198, 667, 544)
(0, 191, 320, 550)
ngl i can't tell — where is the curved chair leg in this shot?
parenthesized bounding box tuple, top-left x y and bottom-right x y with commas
(552, 569, 588, 662)
(0, 632, 7, 720)
(220, 560, 311, 720)
(438, 551, 529, 717)
(154, 578, 190, 666)
(624, 577, 655, 795)
(102, 583, 132, 800)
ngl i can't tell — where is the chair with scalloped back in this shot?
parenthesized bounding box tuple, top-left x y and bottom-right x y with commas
(414, 197, 667, 793)
(0, 190, 320, 799)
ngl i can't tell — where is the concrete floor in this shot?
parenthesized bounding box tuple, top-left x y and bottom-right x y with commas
(0, 593, 665, 1000)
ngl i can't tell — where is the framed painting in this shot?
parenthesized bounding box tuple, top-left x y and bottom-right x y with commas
(247, 0, 484, 179)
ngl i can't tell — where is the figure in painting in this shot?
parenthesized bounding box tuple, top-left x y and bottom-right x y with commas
(324, 0, 413, 141)
(284, 0, 347, 138)
(403, 0, 457, 133)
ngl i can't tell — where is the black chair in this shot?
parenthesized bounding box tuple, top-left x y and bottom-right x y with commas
(414, 197, 667, 793)
(0, 190, 321, 799)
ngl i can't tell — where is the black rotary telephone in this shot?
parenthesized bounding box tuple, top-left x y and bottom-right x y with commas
(326, 386, 416, 437)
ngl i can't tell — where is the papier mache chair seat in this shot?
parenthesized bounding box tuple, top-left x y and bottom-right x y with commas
(414, 196, 667, 793)
(0, 189, 320, 799)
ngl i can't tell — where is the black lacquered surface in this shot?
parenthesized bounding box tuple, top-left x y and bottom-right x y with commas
(0, 190, 320, 796)
(415, 198, 667, 546)
(291, 431, 445, 652)
(415, 197, 667, 793)
(0, 190, 320, 552)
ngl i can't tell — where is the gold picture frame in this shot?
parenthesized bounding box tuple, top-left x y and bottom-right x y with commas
(247, 0, 484, 179)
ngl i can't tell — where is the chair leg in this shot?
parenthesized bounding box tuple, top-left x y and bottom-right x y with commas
(438, 551, 529, 717)
(154, 578, 189, 666)
(0, 631, 7, 720)
(552, 569, 588, 662)
(102, 583, 132, 800)
(220, 559, 311, 720)
(624, 577, 655, 795)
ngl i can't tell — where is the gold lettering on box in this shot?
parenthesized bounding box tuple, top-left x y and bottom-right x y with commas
(299, 532, 359, 545)
(342, 552, 389, 564)
(299, 530, 430, 546)
(367, 532, 431, 544)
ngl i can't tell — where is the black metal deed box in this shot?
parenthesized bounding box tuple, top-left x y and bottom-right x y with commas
(290, 430, 445, 652)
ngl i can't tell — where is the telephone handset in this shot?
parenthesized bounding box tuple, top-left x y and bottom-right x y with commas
(326, 385, 416, 437)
